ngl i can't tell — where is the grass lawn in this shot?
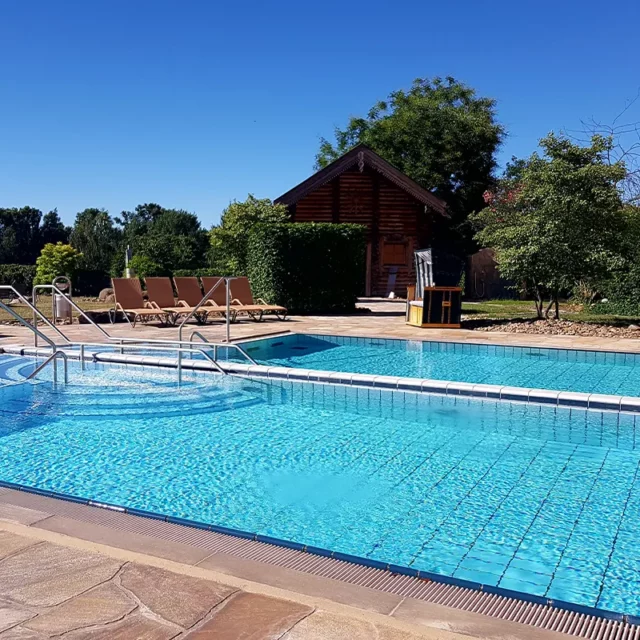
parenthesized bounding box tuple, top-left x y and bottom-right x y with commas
(462, 299, 640, 325)
(0, 298, 110, 324)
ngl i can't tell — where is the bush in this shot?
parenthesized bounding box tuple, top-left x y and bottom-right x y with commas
(34, 243, 82, 286)
(0, 264, 37, 293)
(247, 223, 366, 314)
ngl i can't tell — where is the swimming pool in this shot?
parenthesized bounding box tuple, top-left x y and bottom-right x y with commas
(245, 333, 640, 397)
(1, 354, 639, 616)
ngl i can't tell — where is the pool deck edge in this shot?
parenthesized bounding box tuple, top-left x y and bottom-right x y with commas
(0, 488, 635, 640)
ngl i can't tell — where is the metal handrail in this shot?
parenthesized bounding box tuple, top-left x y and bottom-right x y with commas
(0, 299, 58, 349)
(188, 330, 258, 365)
(27, 350, 68, 384)
(69, 342, 228, 376)
(33, 284, 110, 341)
(0, 285, 70, 346)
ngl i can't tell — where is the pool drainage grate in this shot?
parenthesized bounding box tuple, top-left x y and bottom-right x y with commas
(0, 489, 638, 639)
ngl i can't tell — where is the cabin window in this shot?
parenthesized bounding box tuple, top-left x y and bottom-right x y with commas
(383, 242, 407, 266)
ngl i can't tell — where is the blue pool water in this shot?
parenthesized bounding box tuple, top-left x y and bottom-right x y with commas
(1, 355, 639, 615)
(246, 334, 640, 397)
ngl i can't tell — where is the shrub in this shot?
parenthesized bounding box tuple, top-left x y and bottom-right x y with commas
(127, 255, 165, 278)
(247, 223, 366, 314)
(0, 264, 37, 293)
(34, 243, 82, 286)
(589, 264, 640, 317)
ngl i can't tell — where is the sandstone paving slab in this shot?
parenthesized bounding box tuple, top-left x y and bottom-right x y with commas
(0, 505, 51, 527)
(184, 592, 312, 639)
(0, 542, 123, 607)
(0, 605, 35, 633)
(281, 610, 431, 640)
(119, 563, 238, 628)
(0, 532, 39, 561)
(24, 582, 136, 636)
(61, 614, 179, 640)
(0, 627, 47, 639)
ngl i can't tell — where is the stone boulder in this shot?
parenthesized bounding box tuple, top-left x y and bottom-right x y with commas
(98, 288, 115, 303)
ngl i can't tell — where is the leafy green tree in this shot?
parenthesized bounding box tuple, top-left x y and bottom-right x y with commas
(210, 195, 290, 275)
(0, 207, 43, 264)
(40, 209, 70, 245)
(70, 208, 121, 273)
(471, 134, 626, 319)
(34, 243, 83, 285)
(316, 77, 505, 254)
(116, 203, 209, 274)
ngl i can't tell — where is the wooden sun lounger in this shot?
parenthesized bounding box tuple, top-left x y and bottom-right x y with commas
(173, 277, 226, 321)
(111, 278, 173, 328)
(198, 277, 239, 321)
(229, 277, 287, 322)
(144, 277, 207, 325)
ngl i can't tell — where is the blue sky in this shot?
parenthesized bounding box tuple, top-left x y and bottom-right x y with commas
(1, 0, 638, 227)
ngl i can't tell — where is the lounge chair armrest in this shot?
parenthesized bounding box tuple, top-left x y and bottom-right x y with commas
(255, 298, 269, 305)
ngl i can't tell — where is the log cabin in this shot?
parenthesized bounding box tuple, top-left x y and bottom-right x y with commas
(274, 144, 448, 297)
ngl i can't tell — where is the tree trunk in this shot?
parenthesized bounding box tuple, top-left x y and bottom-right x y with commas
(544, 299, 555, 319)
(535, 287, 545, 319)
(554, 295, 560, 320)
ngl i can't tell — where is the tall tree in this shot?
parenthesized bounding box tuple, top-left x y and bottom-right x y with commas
(116, 203, 209, 274)
(0, 207, 43, 264)
(316, 76, 505, 254)
(40, 209, 70, 245)
(70, 208, 121, 273)
(471, 134, 626, 319)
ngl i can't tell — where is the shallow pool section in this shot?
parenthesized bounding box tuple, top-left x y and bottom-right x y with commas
(245, 333, 640, 397)
(1, 357, 639, 615)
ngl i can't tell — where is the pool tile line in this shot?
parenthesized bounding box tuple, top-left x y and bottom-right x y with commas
(2, 345, 637, 414)
(0, 478, 637, 629)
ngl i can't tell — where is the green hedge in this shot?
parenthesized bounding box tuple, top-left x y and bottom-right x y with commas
(172, 268, 221, 278)
(0, 264, 37, 293)
(247, 223, 366, 314)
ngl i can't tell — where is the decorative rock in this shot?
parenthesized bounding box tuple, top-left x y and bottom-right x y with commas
(0, 542, 123, 607)
(119, 563, 237, 628)
(629, 324, 640, 331)
(24, 582, 135, 635)
(184, 592, 312, 639)
(98, 288, 114, 302)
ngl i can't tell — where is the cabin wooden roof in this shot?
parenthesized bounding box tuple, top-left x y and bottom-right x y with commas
(275, 144, 447, 216)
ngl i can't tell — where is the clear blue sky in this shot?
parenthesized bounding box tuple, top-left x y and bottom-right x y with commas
(1, 0, 638, 227)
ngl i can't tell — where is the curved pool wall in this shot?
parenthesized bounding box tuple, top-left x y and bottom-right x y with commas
(1, 353, 640, 620)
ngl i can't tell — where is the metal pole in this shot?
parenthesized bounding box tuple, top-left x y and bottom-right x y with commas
(226, 277, 231, 343)
(80, 344, 85, 371)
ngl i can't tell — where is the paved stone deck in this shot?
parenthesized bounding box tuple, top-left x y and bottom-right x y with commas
(2, 300, 640, 352)
(0, 522, 501, 640)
